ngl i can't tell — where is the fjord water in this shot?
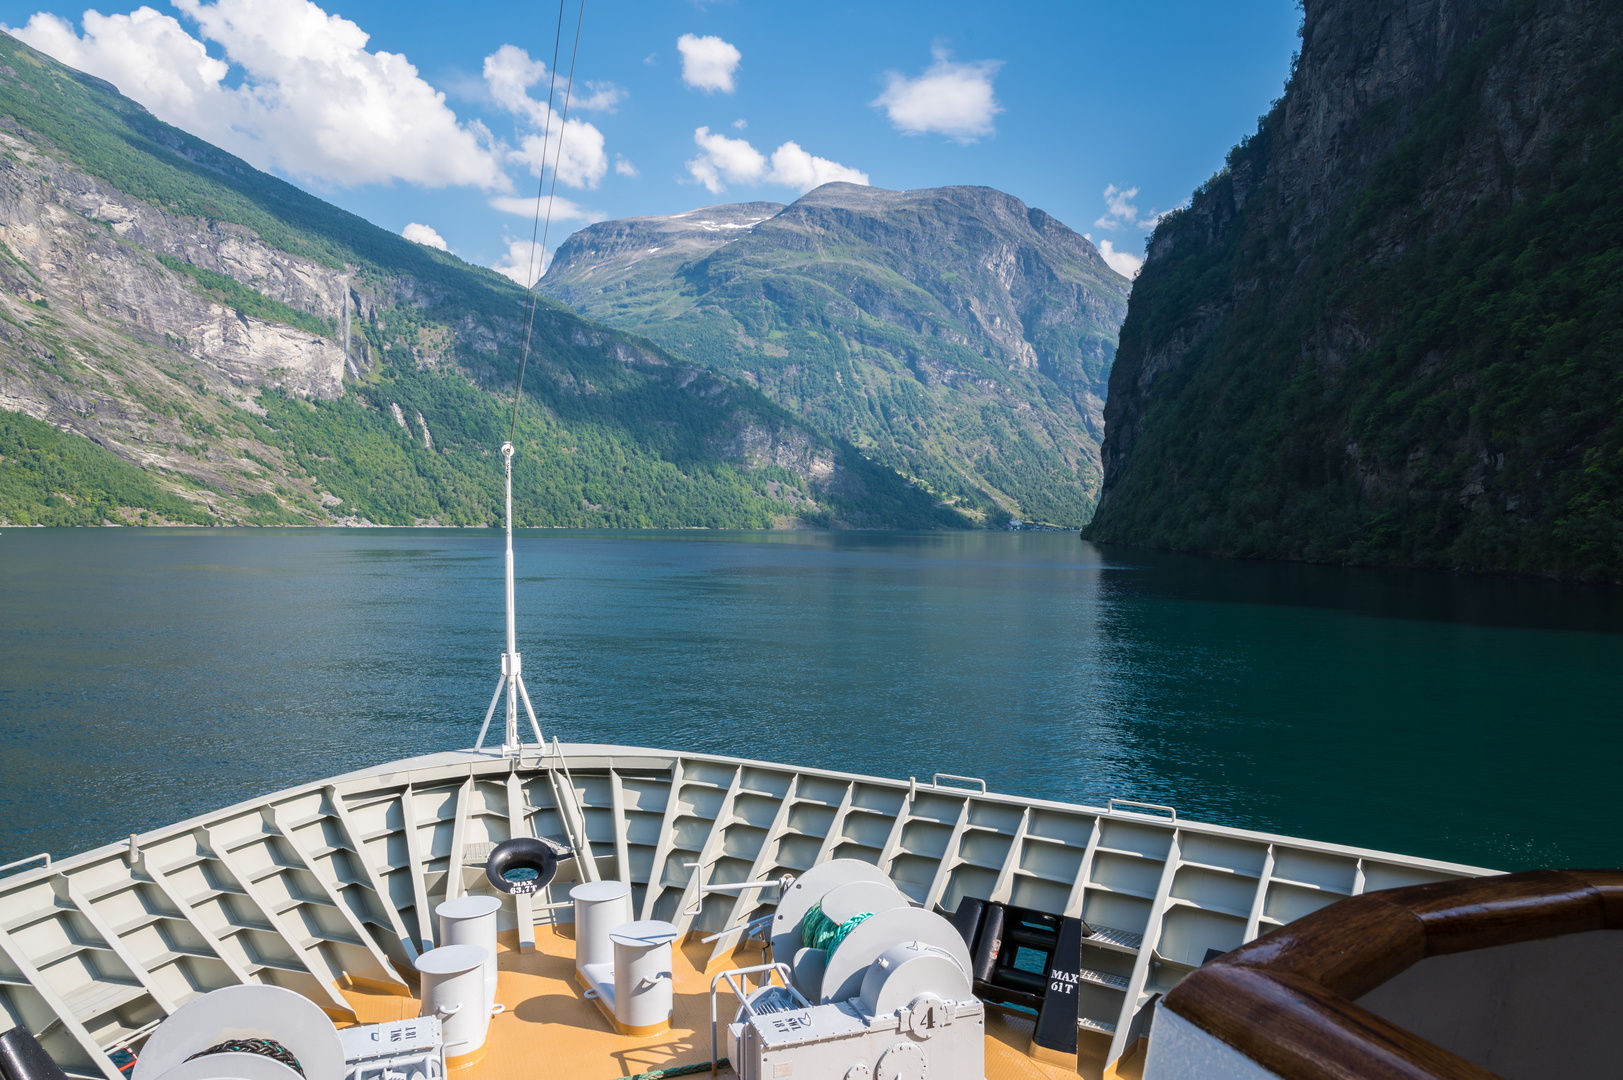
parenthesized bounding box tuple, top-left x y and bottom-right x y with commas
(2, 529, 1620, 873)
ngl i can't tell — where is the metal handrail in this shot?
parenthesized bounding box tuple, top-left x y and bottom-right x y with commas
(701, 914, 773, 946)
(549, 738, 595, 879)
(710, 963, 809, 1077)
(933, 773, 987, 793)
(683, 864, 795, 917)
(1107, 798, 1177, 820)
(0, 852, 50, 877)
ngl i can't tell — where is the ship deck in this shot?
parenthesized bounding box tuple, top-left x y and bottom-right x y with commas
(338, 927, 1139, 1080)
(0, 746, 1485, 1080)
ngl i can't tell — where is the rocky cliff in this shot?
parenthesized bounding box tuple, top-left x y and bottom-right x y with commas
(0, 34, 958, 529)
(1087, 0, 1623, 580)
(542, 184, 1131, 526)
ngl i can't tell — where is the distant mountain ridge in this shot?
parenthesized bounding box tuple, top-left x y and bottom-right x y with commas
(1087, 0, 1623, 581)
(0, 33, 957, 530)
(542, 183, 1132, 526)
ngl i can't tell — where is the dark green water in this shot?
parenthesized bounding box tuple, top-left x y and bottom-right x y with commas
(2, 528, 1620, 873)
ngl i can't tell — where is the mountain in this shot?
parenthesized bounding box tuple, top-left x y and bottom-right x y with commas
(0, 34, 961, 530)
(540, 184, 1132, 526)
(1086, 0, 1623, 581)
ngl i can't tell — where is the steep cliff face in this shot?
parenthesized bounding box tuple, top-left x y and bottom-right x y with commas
(0, 35, 958, 529)
(0, 121, 349, 401)
(543, 184, 1131, 526)
(1089, 0, 1623, 580)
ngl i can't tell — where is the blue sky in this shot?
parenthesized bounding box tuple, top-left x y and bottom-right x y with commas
(0, 0, 1301, 282)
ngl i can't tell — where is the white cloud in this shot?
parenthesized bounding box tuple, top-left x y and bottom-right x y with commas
(614, 157, 639, 177)
(491, 237, 547, 287)
(766, 142, 869, 192)
(573, 81, 623, 111)
(488, 194, 600, 222)
(872, 47, 1002, 143)
(510, 127, 607, 189)
(1097, 240, 1143, 279)
(9, 0, 508, 189)
(731, 118, 747, 129)
(10, 8, 226, 117)
(1094, 184, 1139, 230)
(1094, 183, 1180, 232)
(482, 43, 549, 124)
(402, 222, 448, 250)
(686, 127, 765, 193)
(677, 33, 739, 93)
(684, 127, 868, 195)
(482, 44, 609, 189)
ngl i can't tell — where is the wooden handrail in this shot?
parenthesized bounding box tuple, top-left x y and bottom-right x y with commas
(1161, 868, 1623, 1080)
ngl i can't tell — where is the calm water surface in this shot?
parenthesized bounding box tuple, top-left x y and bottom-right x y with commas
(2, 528, 1620, 872)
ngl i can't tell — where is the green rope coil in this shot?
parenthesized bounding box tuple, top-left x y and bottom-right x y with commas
(800, 902, 872, 955)
(623, 1060, 726, 1079)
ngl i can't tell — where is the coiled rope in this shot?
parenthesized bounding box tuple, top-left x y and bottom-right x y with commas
(625, 1060, 727, 1079)
(185, 1039, 304, 1077)
(800, 902, 872, 955)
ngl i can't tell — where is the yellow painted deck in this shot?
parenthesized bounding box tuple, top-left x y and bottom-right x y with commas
(335, 926, 1128, 1080)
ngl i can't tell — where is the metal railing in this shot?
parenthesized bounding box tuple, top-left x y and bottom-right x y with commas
(0, 852, 50, 878)
(1107, 798, 1177, 820)
(933, 773, 987, 793)
(710, 963, 810, 1078)
(683, 863, 795, 917)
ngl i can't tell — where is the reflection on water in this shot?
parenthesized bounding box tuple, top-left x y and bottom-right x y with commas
(1, 528, 1619, 872)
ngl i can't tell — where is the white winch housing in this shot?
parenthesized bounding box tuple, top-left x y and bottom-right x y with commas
(729, 942, 984, 1080)
(728, 860, 987, 1080)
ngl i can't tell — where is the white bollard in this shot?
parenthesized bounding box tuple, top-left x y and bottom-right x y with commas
(610, 920, 678, 1036)
(436, 896, 502, 1017)
(414, 944, 490, 1064)
(571, 880, 631, 987)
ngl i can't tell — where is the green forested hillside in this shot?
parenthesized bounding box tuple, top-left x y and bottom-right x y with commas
(234, 344, 959, 529)
(542, 185, 1130, 526)
(0, 409, 210, 525)
(0, 34, 960, 530)
(1088, 0, 1623, 581)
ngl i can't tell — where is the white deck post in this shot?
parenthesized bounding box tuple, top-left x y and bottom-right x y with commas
(475, 441, 546, 757)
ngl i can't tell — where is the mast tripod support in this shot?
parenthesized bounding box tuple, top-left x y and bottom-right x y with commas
(474, 441, 548, 757)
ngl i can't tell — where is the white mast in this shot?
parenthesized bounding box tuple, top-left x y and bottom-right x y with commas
(474, 441, 547, 756)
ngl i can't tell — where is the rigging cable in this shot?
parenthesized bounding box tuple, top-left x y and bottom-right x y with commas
(509, 0, 586, 444)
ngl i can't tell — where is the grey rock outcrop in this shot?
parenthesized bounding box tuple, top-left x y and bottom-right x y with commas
(0, 126, 349, 401)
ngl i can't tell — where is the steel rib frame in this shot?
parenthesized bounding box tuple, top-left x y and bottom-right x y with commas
(0, 745, 1494, 1076)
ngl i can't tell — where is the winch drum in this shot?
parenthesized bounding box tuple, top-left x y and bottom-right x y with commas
(770, 859, 895, 967)
(817, 907, 974, 1005)
(130, 985, 344, 1080)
